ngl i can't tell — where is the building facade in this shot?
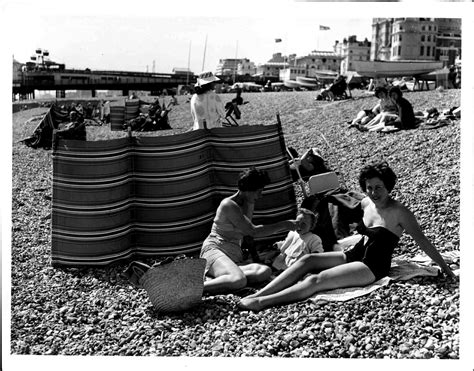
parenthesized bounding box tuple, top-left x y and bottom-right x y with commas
(435, 18, 462, 66)
(391, 18, 437, 61)
(215, 58, 255, 76)
(256, 62, 289, 79)
(371, 18, 393, 61)
(334, 36, 371, 75)
(255, 54, 292, 79)
(371, 18, 461, 66)
(237, 59, 257, 76)
(294, 51, 342, 77)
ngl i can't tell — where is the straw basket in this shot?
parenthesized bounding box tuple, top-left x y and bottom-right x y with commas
(138, 257, 206, 313)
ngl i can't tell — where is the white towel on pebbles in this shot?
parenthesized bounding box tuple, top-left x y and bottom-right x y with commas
(309, 251, 459, 304)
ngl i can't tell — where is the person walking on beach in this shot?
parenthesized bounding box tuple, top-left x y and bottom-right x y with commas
(238, 162, 455, 312)
(191, 71, 226, 130)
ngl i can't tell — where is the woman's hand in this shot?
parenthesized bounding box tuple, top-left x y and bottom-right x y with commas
(441, 265, 456, 279)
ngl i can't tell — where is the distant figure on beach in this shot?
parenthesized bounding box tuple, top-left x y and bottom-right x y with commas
(55, 110, 86, 141)
(200, 167, 298, 295)
(191, 71, 226, 130)
(353, 86, 398, 131)
(448, 67, 458, 89)
(388, 87, 417, 130)
(238, 162, 455, 312)
(103, 101, 111, 124)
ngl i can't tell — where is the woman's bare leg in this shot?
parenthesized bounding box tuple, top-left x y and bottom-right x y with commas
(204, 255, 247, 295)
(238, 261, 375, 312)
(239, 263, 272, 285)
(363, 113, 382, 129)
(247, 252, 346, 298)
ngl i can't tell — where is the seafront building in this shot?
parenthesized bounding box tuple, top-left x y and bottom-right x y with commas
(294, 51, 342, 76)
(371, 18, 461, 66)
(334, 36, 371, 75)
(215, 58, 256, 77)
(254, 53, 292, 80)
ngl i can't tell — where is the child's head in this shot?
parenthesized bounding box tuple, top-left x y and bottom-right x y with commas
(296, 208, 318, 235)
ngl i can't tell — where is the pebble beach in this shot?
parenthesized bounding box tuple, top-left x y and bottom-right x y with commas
(9, 88, 460, 359)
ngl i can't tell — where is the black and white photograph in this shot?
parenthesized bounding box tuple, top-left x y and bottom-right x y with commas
(1, 0, 473, 370)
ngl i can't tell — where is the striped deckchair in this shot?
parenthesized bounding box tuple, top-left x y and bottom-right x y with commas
(20, 106, 58, 149)
(110, 105, 125, 131)
(52, 123, 297, 266)
(125, 99, 140, 121)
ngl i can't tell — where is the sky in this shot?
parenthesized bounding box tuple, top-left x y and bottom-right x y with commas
(6, 8, 372, 74)
(4, 0, 470, 75)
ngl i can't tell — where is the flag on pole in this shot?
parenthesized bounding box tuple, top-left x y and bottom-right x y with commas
(275, 38, 282, 43)
(319, 25, 330, 31)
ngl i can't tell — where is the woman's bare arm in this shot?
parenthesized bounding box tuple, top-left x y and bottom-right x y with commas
(221, 199, 297, 238)
(399, 206, 455, 277)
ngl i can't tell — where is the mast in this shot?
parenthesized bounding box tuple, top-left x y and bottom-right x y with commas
(187, 40, 192, 85)
(233, 40, 239, 85)
(201, 35, 208, 71)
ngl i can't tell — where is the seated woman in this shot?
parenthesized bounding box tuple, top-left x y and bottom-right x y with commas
(388, 86, 417, 130)
(238, 162, 455, 311)
(357, 86, 399, 131)
(201, 167, 298, 295)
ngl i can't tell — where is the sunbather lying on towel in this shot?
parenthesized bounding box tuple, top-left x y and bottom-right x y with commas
(238, 162, 455, 311)
(200, 167, 298, 295)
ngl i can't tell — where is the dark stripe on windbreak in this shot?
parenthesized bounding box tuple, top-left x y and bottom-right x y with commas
(52, 156, 288, 187)
(51, 206, 295, 241)
(52, 179, 294, 214)
(53, 129, 279, 159)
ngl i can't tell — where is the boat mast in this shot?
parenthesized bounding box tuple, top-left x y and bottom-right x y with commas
(187, 40, 191, 86)
(233, 40, 238, 85)
(201, 35, 208, 71)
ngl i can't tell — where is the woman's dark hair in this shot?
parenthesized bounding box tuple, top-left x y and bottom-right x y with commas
(238, 167, 271, 192)
(388, 86, 403, 99)
(374, 86, 388, 98)
(358, 162, 397, 192)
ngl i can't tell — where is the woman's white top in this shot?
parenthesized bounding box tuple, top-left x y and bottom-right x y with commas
(191, 90, 226, 130)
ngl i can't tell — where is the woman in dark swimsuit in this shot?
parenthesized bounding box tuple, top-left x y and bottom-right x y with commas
(238, 162, 455, 312)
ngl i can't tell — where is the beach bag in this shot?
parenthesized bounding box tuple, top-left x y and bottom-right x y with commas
(129, 256, 206, 313)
